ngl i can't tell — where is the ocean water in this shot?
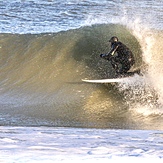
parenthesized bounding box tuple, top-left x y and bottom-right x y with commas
(0, 0, 163, 161)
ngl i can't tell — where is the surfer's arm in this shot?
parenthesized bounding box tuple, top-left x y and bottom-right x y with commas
(100, 53, 112, 60)
(108, 45, 119, 56)
(100, 45, 118, 60)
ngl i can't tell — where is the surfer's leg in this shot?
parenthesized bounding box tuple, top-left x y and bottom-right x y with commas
(120, 63, 131, 74)
(110, 58, 119, 73)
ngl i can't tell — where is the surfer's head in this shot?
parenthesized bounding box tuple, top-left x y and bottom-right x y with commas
(109, 36, 118, 43)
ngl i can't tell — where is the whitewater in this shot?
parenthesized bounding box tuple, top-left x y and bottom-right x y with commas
(0, 0, 163, 162)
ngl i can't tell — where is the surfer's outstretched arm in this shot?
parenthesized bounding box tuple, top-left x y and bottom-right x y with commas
(100, 53, 112, 60)
(100, 45, 118, 60)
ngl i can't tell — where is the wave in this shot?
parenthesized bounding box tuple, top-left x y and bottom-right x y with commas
(0, 24, 162, 129)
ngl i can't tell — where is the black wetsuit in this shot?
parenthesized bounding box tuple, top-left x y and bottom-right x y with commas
(100, 41, 135, 74)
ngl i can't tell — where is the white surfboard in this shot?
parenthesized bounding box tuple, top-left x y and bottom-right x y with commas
(82, 69, 141, 83)
(82, 77, 132, 83)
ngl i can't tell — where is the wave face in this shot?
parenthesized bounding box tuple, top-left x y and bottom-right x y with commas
(0, 24, 163, 129)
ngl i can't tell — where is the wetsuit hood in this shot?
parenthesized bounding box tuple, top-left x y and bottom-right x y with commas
(109, 36, 118, 43)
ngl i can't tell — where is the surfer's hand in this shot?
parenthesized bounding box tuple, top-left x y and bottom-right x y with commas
(100, 54, 105, 58)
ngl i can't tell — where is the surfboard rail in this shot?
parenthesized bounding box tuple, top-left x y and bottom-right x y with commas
(82, 68, 142, 83)
(82, 78, 127, 83)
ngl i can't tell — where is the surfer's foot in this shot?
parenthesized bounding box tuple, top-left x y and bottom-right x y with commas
(115, 73, 125, 78)
(115, 70, 128, 78)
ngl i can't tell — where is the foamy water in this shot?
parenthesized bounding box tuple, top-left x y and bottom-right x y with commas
(0, 127, 163, 162)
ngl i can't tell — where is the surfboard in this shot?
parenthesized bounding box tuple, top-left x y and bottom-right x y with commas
(82, 69, 141, 83)
(82, 78, 129, 83)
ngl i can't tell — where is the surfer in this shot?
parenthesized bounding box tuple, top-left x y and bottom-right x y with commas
(100, 36, 135, 74)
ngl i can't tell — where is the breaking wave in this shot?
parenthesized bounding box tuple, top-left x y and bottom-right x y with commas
(0, 24, 163, 129)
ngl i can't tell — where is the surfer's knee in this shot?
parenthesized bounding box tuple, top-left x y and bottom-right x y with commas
(120, 64, 131, 74)
(128, 55, 135, 66)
